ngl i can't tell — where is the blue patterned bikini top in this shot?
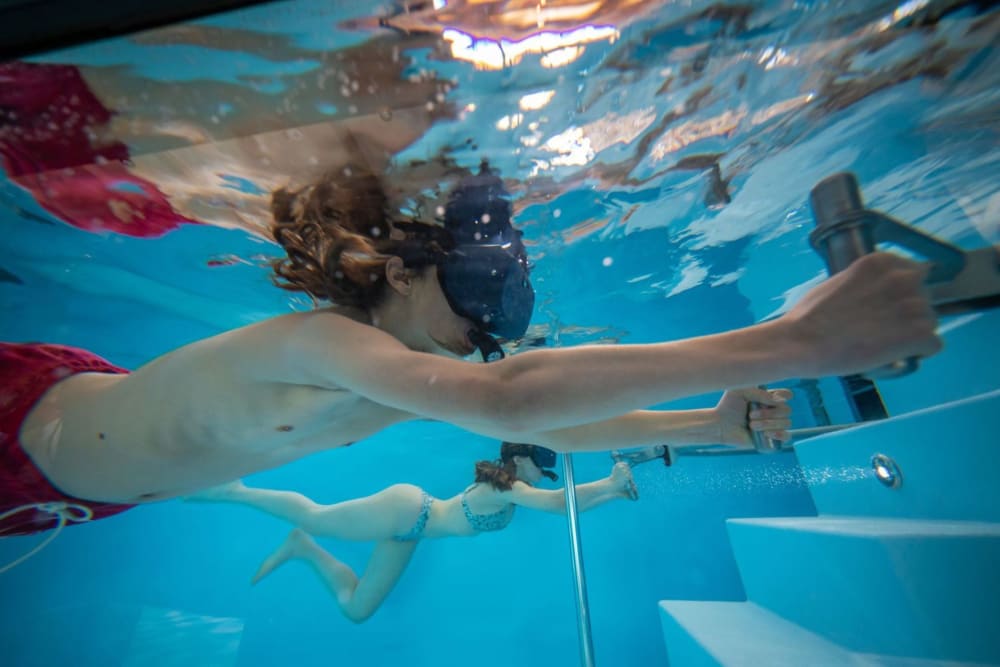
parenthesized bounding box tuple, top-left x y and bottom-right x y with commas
(461, 485, 515, 532)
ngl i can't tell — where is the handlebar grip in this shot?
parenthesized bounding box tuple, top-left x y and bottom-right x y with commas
(809, 172, 923, 379)
(748, 386, 781, 454)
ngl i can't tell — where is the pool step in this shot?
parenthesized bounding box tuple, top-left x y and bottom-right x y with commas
(727, 516, 1000, 663)
(659, 390, 1000, 666)
(658, 600, 990, 667)
(794, 389, 1000, 522)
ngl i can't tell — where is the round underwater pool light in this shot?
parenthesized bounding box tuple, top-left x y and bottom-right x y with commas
(871, 453, 902, 489)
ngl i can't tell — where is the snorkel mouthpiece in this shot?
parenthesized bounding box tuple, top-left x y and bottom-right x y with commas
(467, 327, 504, 363)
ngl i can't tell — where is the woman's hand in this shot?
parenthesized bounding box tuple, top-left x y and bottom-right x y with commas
(713, 387, 792, 447)
(609, 461, 639, 501)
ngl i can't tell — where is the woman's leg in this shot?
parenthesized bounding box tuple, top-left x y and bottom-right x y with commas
(190, 482, 428, 541)
(253, 529, 419, 623)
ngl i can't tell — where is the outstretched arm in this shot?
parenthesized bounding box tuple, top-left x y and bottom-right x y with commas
(504, 463, 636, 515)
(286, 253, 937, 442)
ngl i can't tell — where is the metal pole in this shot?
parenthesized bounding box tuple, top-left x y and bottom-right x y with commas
(562, 453, 597, 667)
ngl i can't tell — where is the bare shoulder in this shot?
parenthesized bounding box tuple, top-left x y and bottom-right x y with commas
(242, 308, 406, 385)
(505, 480, 539, 501)
(292, 307, 392, 343)
(211, 307, 493, 424)
(163, 309, 366, 384)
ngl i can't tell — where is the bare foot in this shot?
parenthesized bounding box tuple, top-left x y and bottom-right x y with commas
(185, 480, 247, 502)
(251, 528, 313, 585)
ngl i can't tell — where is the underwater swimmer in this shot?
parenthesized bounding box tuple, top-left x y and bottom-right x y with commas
(1, 162, 938, 536)
(188, 443, 647, 622)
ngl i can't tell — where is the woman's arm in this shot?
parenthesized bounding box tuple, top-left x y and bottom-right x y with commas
(288, 253, 937, 440)
(504, 464, 635, 515)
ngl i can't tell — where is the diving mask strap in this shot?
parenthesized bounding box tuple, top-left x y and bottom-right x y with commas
(468, 328, 505, 363)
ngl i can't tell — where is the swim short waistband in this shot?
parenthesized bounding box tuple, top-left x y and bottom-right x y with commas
(0, 342, 136, 536)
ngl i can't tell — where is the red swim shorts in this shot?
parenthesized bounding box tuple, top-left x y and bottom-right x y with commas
(0, 343, 136, 536)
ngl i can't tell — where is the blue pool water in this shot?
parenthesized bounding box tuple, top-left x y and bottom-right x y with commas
(1, 1, 998, 666)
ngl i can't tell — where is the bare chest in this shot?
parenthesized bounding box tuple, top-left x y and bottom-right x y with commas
(22, 372, 414, 502)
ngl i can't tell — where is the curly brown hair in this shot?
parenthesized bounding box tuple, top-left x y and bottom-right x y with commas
(269, 166, 450, 309)
(474, 457, 520, 491)
(474, 442, 558, 491)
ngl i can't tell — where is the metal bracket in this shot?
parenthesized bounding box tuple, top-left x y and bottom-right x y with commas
(928, 244, 1000, 315)
(809, 172, 1000, 316)
(809, 172, 1000, 384)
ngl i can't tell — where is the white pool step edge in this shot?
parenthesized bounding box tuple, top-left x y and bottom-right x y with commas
(658, 600, 991, 667)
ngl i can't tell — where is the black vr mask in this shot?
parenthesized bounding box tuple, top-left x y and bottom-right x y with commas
(438, 245, 533, 340)
(527, 445, 557, 469)
(437, 162, 535, 361)
(502, 442, 559, 481)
